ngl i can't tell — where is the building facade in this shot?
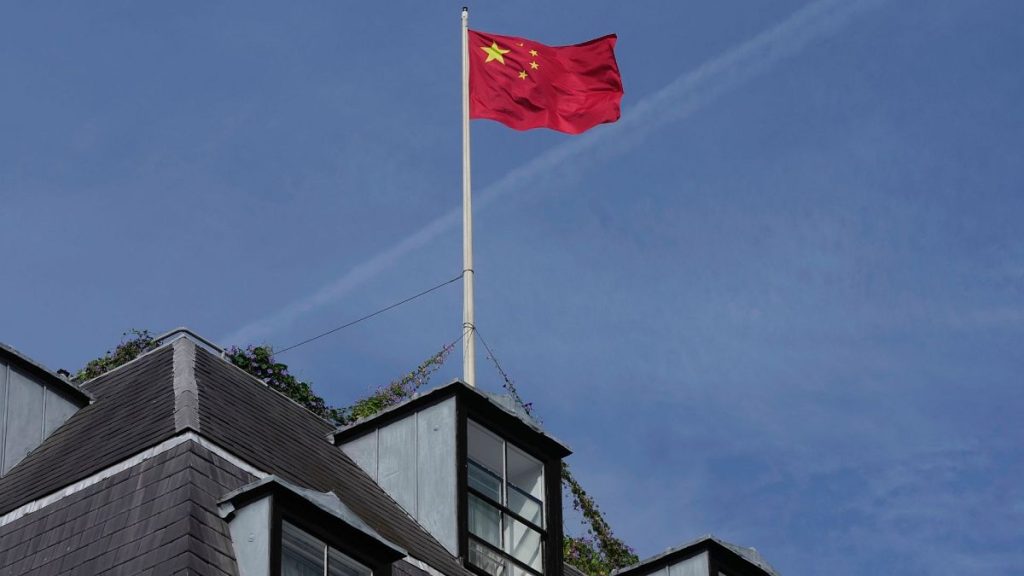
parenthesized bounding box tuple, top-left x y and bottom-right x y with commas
(0, 329, 778, 576)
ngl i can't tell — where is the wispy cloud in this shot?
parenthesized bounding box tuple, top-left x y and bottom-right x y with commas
(223, 0, 887, 345)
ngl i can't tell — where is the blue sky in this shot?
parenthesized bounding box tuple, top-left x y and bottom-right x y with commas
(2, 1, 1023, 574)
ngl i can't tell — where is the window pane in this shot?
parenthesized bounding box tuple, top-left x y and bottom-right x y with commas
(282, 521, 325, 576)
(469, 460, 503, 503)
(507, 483, 543, 528)
(469, 537, 510, 576)
(328, 548, 371, 576)
(505, 516, 543, 572)
(511, 565, 539, 576)
(468, 494, 502, 547)
(505, 444, 543, 502)
(468, 421, 504, 478)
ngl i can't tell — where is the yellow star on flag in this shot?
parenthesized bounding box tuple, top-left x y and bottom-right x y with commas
(481, 42, 510, 64)
(530, 61, 539, 70)
(518, 70, 528, 80)
(529, 49, 538, 57)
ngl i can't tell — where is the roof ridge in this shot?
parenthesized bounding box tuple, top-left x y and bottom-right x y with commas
(77, 334, 177, 390)
(79, 328, 223, 391)
(172, 338, 200, 433)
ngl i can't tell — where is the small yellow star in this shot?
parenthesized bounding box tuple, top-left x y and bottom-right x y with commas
(518, 70, 528, 80)
(530, 61, 539, 70)
(481, 42, 510, 64)
(529, 49, 538, 57)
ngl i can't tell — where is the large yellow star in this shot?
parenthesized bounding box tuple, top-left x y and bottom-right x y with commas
(481, 42, 510, 64)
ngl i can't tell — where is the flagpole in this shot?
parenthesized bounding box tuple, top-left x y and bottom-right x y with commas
(461, 6, 476, 388)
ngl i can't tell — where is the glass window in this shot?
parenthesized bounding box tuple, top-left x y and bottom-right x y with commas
(506, 484, 543, 528)
(282, 522, 326, 576)
(469, 460, 503, 503)
(468, 421, 505, 477)
(506, 445, 543, 504)
(468, 494, 503, 547)
(466, 420, 546, 576)
(505, 516, 543, 571)
(328, 549, 370, 576)
(282, 521, 372, 576)
(469, 539, 509, 576)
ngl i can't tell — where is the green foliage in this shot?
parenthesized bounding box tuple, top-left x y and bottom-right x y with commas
(73, 329, 157, 383)
(564, 536, 615, 576)
(224, 345, 335, 420)
(562, 463, 639, 575)
(494, 369, 638, 576)
(72, 329, 454, 426)
(334, 343, 455, 425)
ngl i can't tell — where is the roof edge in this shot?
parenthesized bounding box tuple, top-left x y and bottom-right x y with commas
(219, 475, 407, 557)
(0, 342, 92, 404)
(153, 327, 224, 355)
(611, 534, 779, 576)
(331, 379, 572, 457)
(78, 328, 220, 390)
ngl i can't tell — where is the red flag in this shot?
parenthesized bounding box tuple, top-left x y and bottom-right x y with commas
(468, 30, 623, 134)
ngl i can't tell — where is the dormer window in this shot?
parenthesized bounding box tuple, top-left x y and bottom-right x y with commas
(219, 476, 406, 576)
(333, 382, 571, 576)
(466, 420, 545, 576)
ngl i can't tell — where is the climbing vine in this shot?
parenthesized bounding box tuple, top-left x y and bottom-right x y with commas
(78, 329, 635, 576)
(224, 344, 335, 419)
(73, 329, 157, 383)
(334, 342, 455, 425)
(75, 329, 454, 427)
(489, 360, 638, 575)
(562, 462, 639, 574)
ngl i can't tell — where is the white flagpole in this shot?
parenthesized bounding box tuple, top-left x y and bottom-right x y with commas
(461, 6, 476, 388)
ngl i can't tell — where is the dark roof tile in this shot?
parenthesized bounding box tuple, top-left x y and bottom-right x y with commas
(194, 346, 473, 576)
(0, 347, 176, 514)
(0, 440, 251, 576)
(0, 335, 489, 576)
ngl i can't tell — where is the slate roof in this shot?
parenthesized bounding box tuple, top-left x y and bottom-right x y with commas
(192, 344, 473, 576)
(0, 346, 177, 511)
(0, 439, 253, 576)
(0, 330, 778, 576)
(0, 333, 474, 576)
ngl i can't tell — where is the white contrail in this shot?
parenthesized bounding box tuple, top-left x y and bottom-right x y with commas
(223, 0, 886, 345)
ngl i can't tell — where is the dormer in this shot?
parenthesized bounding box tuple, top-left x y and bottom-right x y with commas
(333, 381, 571, 576)
(612, 536, 780, 576)
(0, 343, 90, 476)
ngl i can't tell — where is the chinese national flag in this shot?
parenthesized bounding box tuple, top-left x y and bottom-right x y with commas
(468, 30, 623, 134)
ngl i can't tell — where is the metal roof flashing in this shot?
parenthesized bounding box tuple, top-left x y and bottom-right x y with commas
(218, 475, 407, 557)
(74, 326, 222, 391)
(330, 379, 572, 456)
(611, 534, 780, 576)
(153, 327, 225, 356)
